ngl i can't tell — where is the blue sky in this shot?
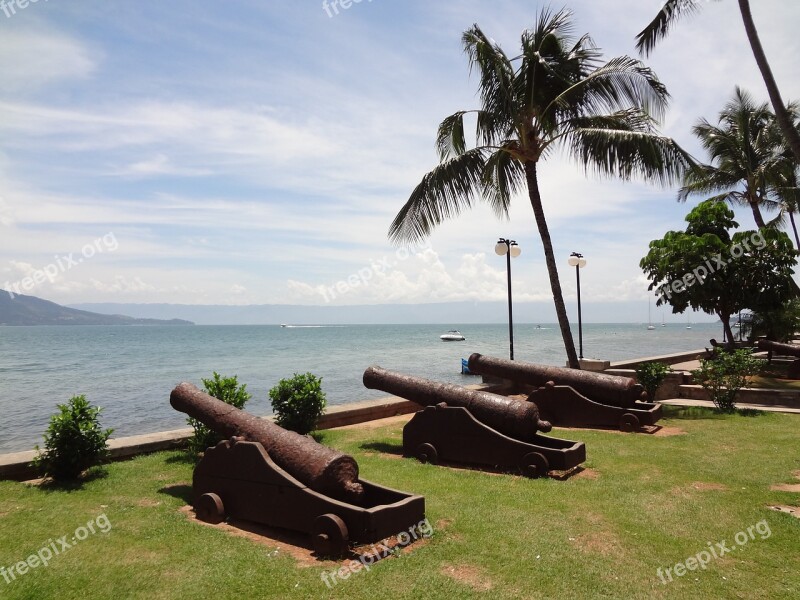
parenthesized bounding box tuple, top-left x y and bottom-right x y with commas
(1, 0, 798, 321)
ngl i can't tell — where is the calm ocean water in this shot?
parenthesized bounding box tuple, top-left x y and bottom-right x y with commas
(0, 322, 723, 452)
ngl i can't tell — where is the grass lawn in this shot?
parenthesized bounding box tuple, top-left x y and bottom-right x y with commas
(0, 406, 798, 599)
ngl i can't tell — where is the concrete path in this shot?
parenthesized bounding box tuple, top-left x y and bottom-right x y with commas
(660, 398, 800, 414)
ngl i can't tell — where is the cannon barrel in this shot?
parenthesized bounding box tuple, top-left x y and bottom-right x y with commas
(363, 366, 551, 440)
(467, 353, 646, 408)
(757, 339, 800, 358)
(170, 382, 363, 503)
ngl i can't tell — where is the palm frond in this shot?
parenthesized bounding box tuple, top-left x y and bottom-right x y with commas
(565, 126, 693, 185)
(635, 0, 705, 57)
(388, 148, 489, 244)
(462, 25, 515, 141)
(436, 112, 468, 161)
(546, 56, 670, 122)
(482, 145, 526, 218)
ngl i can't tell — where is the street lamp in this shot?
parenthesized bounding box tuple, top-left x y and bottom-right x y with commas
(568, 252, 587, 360)
(495, 238, 521, 360)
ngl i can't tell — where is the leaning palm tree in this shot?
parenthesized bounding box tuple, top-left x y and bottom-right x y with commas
(636, 0, 800, 164)
(389, 9, 692, 368)
(678, 88, 782, 228)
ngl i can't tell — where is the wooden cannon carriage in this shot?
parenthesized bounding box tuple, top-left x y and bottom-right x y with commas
(466, 354, 662, 431)
(170, 383, 425, 557)
(363, 367, 586, 477)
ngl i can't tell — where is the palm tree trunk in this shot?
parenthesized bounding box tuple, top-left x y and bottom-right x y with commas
(789, 211, 800, 249)
(738, 0, 800, 163)
(749, 200, 766, 228)
(524, 162, 580, 369)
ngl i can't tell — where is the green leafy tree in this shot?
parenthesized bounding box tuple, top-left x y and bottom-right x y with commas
(692, 349, 762, 412)
(34, 395, 113, 481)
(743, 298, 800, 343)
(389, 8, 691, 368)
(640, 200, 796, 343)
(187, 372, 251, 455)
(636, 0, 800, 164)
(269, 373, 326, 435)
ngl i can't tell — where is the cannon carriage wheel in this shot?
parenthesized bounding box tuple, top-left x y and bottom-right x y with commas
(312, 513, 349, 557)
(415, 443, 438, 465)
(619, 413, 640, 432)
(196, 492, 226, 524)
(520, 452, 549, 478)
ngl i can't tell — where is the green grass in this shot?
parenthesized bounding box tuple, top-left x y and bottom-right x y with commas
(1, 406, 798, 599)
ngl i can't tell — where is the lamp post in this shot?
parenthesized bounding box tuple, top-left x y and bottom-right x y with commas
(495, 238, 521, 360)
(568, 252, 587, 360)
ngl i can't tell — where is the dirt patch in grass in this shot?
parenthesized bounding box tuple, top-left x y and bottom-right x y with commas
(690, 482, 728, 491)
(652, 426, 686, 437)
(771, 483, 800, 492)
(569, 512, 624, 556)
(440, 563, 493, 591)
(571, 468, 600, 480)
(769, 505, 800, 519)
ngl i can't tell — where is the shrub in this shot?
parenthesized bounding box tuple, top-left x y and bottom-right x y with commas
(635, 361, 670, 401)
(187, 372, 251, 455)
(692, 349, 762, 412)
(269, 372, 327, 435)
(34, 395, 113, 481)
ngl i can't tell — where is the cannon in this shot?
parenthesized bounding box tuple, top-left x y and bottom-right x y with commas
(467, 353, 647, 408)
(363, 367, 586, 477)
(757, 339, 800, 378)
(170, 383, 425, 556)
(466, 354, 661, 431)
(527, 382, 662, 432)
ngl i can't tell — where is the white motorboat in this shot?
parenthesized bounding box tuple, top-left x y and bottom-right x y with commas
(440, 330, 465, 341)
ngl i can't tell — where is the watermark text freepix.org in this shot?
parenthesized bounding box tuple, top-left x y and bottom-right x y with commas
(2, 514, 112, 585)
(320, 517, 433, 588)
(656, 519, 771, 584)
(657, 231, 766, 300)
(1, 0, 50, 19)
(4, 232, 118, 298)
(319, 242, 431, 303)
(322, 0, 373, 19)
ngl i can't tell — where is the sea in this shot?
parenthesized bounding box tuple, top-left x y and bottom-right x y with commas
(0, 322, 724, 453)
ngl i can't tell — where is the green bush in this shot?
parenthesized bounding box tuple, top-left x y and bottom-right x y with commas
(635, 361, 670, 401)
(34, 395, 113, 481)
(692, 349, 762, 412)
(187, 372, 251, 455)
(269, 372, 327, 435)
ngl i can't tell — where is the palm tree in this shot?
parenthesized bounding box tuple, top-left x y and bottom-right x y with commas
(636, 0, 800, 165)
(678, 88, 782, 228)
(389, 9, 692, 368)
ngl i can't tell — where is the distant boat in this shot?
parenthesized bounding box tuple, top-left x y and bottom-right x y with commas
(440, 330, 465, 341)
(647, 297, 655, 330)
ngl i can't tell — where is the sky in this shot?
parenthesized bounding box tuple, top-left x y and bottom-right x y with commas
(1, 0, 799, 322)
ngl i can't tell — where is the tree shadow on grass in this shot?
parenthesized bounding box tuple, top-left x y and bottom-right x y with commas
(661, 406, 728, 420)
(158, 483, 193, 504)
(35, 467, 109, 493)
(359, 441, 404, 456)
(165, 452, 198, 465)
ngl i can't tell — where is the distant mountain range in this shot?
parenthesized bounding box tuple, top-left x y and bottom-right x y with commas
(0, 292, 194, 326)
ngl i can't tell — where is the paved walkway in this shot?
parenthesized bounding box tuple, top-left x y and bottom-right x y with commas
(660, 398, 800, 414)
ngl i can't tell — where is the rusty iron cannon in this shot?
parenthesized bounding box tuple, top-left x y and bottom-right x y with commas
(526, 382, 662, 432)
(467, 354, 661, 431)
(363, 366, 585, 477)
(757, 339, 800, 378)
(467, 353, 647, 408)
(170, 382, 425, 556)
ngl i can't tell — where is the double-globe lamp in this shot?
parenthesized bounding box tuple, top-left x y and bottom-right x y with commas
(495, 239, 521, 360)
(568, 252, 587, 360)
